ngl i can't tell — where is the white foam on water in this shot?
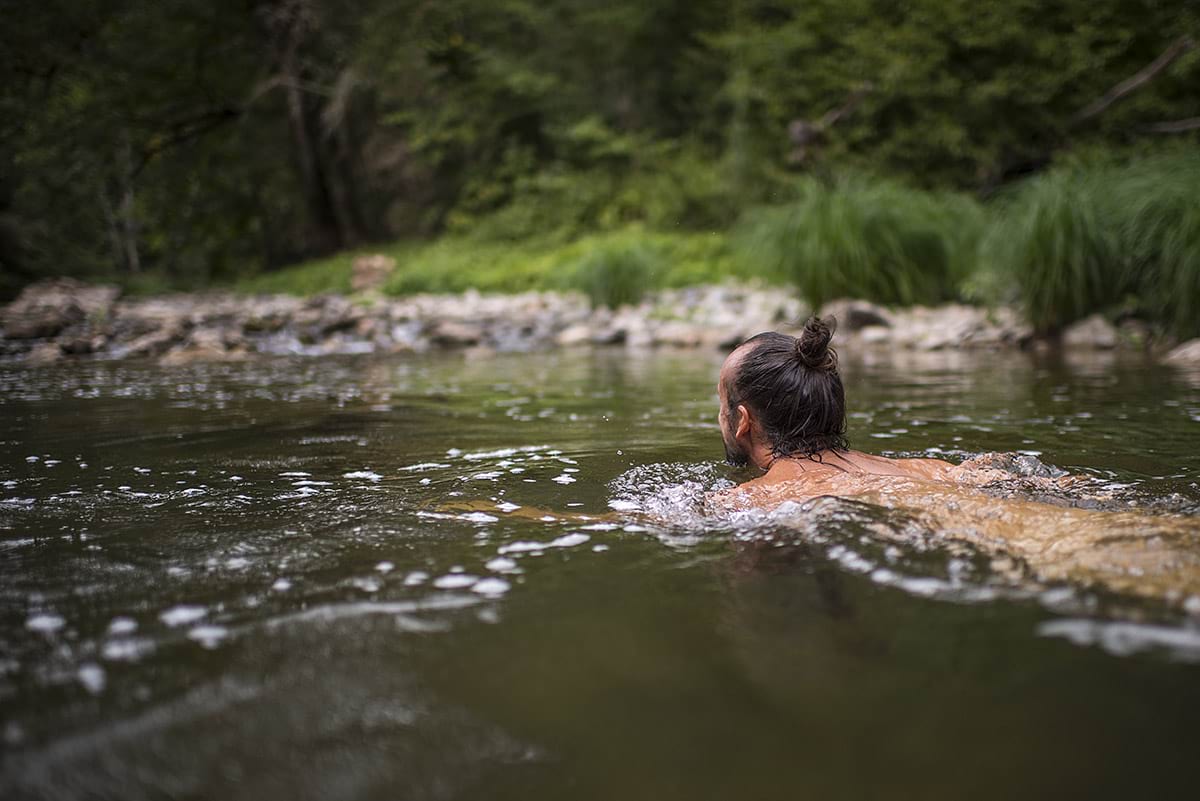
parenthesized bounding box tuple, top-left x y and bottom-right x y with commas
(495, 502, 522, 512)
(402, 462, 452, 472)
(375, 561, 395, 573)
(344, 470, 383, 482)
(188, 625, 229, 649)
(498, 533, 590, 555)
(403, 571, 429, 586)
(472, 578, 511, 596)
(433, 574, 479, 590)
(485, 557, 518, 572)
(593, 544, 610, 552)
(107, 616, 138, 635)
(226, 557, 250, 570)
(279, 471, 311, 477)
(271, 578, 292, 592)
(471, 472, 503, 480)
(461, 445, 550, 461)
(352, 577, 382, 593)
(102, 638, 154, 662)
(551, 533, 590, 548)
(77, 663, 106, 695)
(581, 522, 619, 531)
(160, 605, 207, 627)
(265, 595, 481, 629)
(26, 613, 65, 633)
(551, 474, 576, 484)
(459, 512, 499, 523)
(1038, 618, 1200, 660)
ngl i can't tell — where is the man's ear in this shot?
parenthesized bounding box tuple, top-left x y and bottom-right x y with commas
(735, 403, 753, 441)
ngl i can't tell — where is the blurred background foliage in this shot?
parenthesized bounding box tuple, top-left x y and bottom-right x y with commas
(3, 0, 1198, 331)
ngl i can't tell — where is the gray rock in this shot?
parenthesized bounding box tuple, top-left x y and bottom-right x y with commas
(124, 321, 188, 358)
(555, 324, 593, 347)
(1164, 339, 1200, 365)
(2, 279, 120, 339)
(26, 341, 64, 364)
(429, 320, 483, 346)
(818, 298, 892, 330)
(1062, 314, 1118, 349)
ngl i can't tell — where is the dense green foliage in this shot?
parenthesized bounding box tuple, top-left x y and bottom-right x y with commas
(983, 152, 1200, 336)
(6, 0, 1198, 295)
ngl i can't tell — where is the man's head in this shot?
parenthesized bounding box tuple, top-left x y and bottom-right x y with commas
(718, 316, 848, 470)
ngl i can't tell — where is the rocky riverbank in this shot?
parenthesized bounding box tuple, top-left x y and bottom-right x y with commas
(1, 278, 1197, 366)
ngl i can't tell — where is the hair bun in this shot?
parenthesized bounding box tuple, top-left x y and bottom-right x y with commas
(795, 316, 837, 371)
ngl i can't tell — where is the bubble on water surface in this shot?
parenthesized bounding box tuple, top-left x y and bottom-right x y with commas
(345, 471, 383, 482)
(160, 605, 207, 627)
(26, 613, 65, 633)
(102, 638, 154, 662)
(188, 625, 229, 649)
(459, 512, 499, 523)
(472, 578, 511, 596)
(108, 617, 138, 635)
(1037, 618, 1200, 661)
(402, 462, 451, 472)
(375, 561, 395, 573)
(77, 663, 106, 695)
(434, 574, 479, 590)
(404, 571, 429, 586)
(497, 533, 590, 554)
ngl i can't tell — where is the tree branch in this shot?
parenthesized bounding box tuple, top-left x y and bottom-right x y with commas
(1072, 35, 1195, 125)
(1140, 116, 1200, 134)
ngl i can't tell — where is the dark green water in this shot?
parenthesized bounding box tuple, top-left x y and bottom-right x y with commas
(2, 349, 1199, 800)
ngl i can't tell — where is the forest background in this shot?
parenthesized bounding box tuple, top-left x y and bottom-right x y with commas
(3, 0, 1199, 334)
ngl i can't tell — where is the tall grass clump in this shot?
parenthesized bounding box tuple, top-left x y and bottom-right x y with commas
(560, 235, 663, 309)
(735, 177, 985, 309)
(1119, 154, 1200, 338)
(984, 152, 1200, 336)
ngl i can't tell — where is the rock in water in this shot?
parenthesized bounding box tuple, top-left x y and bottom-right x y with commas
(1, 279, 120, 339)
(1164, 339, 1200, 365)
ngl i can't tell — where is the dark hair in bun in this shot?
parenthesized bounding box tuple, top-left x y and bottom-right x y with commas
(795, 316, 837, 371)
(725, 316, 848, 458)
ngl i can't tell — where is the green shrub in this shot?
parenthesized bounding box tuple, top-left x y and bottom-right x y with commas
(560, 236, 662, 309)
(983, 153, 1200, 336)
(981, 170, 1128, 332)
(735, 177, 985, 309)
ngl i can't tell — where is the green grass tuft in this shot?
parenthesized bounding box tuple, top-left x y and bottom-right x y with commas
(983, 152, 1200, 336)
(734, 177, 985, 309)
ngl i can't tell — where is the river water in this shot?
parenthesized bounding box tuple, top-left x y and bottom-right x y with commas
(2, 348, 1199, 800)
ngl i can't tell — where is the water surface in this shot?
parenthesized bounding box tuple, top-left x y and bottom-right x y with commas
(2, 348, 1199, 800)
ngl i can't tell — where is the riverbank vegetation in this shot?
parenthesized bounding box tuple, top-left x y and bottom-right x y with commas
(5, 1, 1199, 330)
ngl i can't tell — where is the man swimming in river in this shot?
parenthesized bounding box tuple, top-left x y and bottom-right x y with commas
(708, 317, 1200, 601)
(717, 316, 967, 489)
(440, 316, 1200, 601)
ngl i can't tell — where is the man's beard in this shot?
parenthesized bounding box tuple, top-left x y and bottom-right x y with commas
(723, 435, 750, 467)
